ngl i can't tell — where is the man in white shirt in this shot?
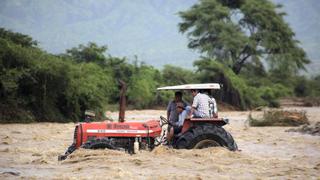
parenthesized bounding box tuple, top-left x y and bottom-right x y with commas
(190, 89, 215, 118)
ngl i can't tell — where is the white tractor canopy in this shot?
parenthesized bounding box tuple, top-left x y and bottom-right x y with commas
(157, 83, 221, 91)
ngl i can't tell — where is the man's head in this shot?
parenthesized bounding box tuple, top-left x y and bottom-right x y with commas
(174, 91, 183, 102)
(191, 89, 198, 97)
(84, 111, 95, 122)
(176, 102, 185, 113)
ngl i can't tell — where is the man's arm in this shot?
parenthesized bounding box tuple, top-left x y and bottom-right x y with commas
(209, 97, 218, 117)
(166, 101, 172, 120)
(212, 98, 217, 114)
(189, 95, 198, 116)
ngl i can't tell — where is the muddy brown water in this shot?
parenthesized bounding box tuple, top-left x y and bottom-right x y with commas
(0, 107, 319, 179)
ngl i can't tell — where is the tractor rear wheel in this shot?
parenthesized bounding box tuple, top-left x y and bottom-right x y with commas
(174, 124, 238, 151)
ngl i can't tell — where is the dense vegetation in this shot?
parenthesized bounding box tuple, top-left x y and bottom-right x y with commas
(1, 0, 319, 123)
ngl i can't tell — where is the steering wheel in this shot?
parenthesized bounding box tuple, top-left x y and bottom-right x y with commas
(160, 116, 173, 126)
(160, 116, 168, 125)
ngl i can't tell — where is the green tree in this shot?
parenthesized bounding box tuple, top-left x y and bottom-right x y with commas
(194, 58, 291, 109)
(162, 65, 197, 85)
(106, 57, 135, 84)
(0, 29, 116, 122)
(0, 28, 38, 48)
(0, 35, 40, 122)
(65, 42, 107, 66)
(63, 62, 115, 120)
(127, 64, 160, 109)
(179, 0, 309, 75)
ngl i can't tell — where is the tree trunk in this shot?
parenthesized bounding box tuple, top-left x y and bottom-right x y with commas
(232, 54, 251, 74)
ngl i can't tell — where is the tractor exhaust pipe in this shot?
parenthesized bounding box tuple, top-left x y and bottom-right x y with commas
(118, 80, 127, 122)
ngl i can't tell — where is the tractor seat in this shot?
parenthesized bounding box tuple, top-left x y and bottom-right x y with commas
(188, 117, 229, 124)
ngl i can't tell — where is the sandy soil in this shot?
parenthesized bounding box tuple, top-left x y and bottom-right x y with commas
(0, 107, 319, 179)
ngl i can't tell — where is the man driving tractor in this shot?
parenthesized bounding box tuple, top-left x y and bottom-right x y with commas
(167, 102, 191, 143)
(166, 91, 188, 125)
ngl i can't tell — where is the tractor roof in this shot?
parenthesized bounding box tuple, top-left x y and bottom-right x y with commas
(157, 83, 220, 91)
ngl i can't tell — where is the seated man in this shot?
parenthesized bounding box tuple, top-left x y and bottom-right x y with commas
(201, 89, 218, 118)
(167, 91, 188, 126)
(190, 89, 215, 118)
(84, 110, 95, 122)
(209, 97, 218, 118)
(167, 102, 191, 143)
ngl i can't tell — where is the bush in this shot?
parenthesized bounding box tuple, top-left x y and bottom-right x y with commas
(0, 104, 35, 123)
(248, 110, 309, 126)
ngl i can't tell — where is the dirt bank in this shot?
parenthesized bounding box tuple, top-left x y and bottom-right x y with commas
(0, 107, 319, 179)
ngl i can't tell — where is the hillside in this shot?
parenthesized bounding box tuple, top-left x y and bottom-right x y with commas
(0, 0, 319, 72)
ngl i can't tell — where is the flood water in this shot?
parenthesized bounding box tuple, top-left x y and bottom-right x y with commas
(0, 108, 319, 179)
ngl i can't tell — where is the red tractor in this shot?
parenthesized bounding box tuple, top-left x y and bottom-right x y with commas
(58, 83, 237, 161)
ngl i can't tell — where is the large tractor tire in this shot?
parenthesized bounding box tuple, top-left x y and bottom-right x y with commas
(174, 124, 238, 151)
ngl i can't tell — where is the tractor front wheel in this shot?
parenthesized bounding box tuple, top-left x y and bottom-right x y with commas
(81, 138, 117, 150)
